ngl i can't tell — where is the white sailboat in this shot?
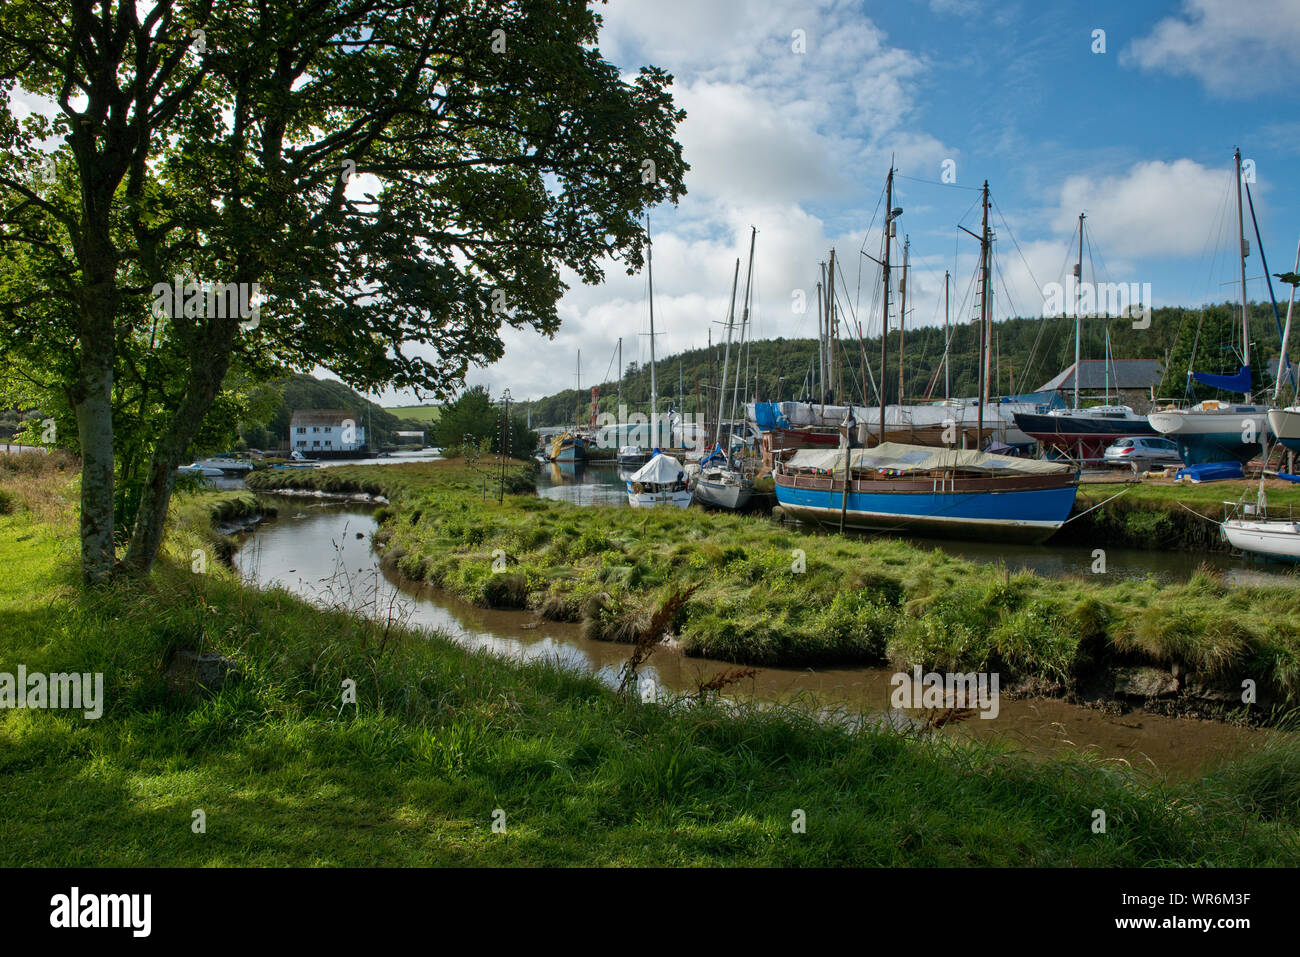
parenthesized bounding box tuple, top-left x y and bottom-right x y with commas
(694, 229, 755, 510)
(1149, 149, 1272, 465)
(626, 452, 692, 508)
(625, 218, 680, 507)
(1222, 515, 1300, 561)
(1221, 440, 1300, 561)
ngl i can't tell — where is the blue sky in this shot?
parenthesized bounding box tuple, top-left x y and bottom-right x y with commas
(453, 0, 1300, 402)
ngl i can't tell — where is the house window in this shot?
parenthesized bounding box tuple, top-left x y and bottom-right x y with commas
(296, 427, 306, 434)
(324, 426, 332, 432)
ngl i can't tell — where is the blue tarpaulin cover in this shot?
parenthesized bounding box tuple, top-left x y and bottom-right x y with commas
(1175, 461, 1245, 483)
(752, 402, 791, 431)
(1190, 365, 1252, 394)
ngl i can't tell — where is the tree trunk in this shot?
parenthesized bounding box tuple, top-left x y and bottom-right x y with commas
(121, 336, 234, 574)
(74, 342, 117, 585)
(72, 243, 121, 586)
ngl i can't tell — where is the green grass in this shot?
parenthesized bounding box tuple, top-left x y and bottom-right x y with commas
(2, 464, 1300, 865)
(253, 461, 1300, 707)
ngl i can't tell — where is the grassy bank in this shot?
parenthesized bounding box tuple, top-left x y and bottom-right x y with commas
(3, 459, 1300, 865)
(253, 460, 1300, 715)
(246, 458, 535, 498)
(1057, 477, 1300, 551)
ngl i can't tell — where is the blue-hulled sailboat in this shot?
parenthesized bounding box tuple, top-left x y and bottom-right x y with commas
(773, 443, 1079, 544)
(773, 174, 1079, 545)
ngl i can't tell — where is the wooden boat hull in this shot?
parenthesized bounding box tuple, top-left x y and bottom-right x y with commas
(773, 471, 1078, 544)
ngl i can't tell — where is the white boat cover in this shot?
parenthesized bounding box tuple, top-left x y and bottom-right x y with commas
(783, 442, 1072, 476)
(630, 453, 686, 484)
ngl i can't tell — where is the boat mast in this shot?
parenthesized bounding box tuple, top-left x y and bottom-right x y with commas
(899, 236, 909, 404)
(977, 180, 987, 444)
(828, 248, 838, 405)
(977, 184, 987, 447)
(1074, 211, 1084, 410)
(944, 270, 951, 401)
(880, 164, 895, 442)
(816, 260, 826, 405)
(1275, 235, 1300, 405)
(647, 216, 659, 445)
(715, 257, 740, 447)
(1235, 147, 1252, 402)
(617, 337, 622, 437)
(728, 227, 757, 452)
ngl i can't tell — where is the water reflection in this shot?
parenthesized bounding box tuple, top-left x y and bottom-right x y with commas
(536, 461, 629, 507)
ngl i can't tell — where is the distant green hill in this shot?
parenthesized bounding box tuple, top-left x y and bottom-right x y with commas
(386, 405, 443, 425)
(515, 303, 1290, 428)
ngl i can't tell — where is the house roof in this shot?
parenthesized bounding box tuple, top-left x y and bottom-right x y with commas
(290, 409, 360, 427)
(1035, 359, 1164, 393)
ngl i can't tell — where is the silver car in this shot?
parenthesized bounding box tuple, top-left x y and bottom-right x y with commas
(1102, 436, 1182, 473)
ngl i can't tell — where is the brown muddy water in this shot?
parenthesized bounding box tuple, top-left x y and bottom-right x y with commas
(233, 494, 1277, 777)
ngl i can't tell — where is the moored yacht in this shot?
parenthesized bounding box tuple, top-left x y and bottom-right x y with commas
(1014, 405, 1156, 460)
(626, 452, 692, 508)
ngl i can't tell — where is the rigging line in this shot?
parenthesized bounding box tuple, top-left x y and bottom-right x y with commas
(1244, 178, 1292, 374)
(835, 262, 881, 407)
(1084, 228, 1112, 288)
(990, 196, 1046, 298)
(894, 172, 983, 192)
(854, 181, 889, 326)
(600, 340, 619, 387)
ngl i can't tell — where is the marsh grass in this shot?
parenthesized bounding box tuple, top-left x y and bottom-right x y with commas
(272, 463, 1300, 706)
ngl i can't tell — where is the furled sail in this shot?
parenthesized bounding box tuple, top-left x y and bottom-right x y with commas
(1190, 365, 1252, 394)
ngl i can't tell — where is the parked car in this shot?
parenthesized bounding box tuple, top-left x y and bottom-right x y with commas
(1102, 436, 1182, 473)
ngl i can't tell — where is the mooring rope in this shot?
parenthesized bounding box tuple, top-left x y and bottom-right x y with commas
(1058, 484, 1135, 526)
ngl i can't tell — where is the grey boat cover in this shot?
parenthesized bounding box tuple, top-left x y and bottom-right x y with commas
(783, 442, 1072, 476)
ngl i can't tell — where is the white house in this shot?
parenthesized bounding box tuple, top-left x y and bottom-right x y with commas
(289, 410, 366, 453)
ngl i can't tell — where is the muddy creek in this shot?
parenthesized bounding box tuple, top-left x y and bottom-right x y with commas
(233, 494, 1274, 777)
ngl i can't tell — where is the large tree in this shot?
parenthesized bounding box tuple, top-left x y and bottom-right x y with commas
(0, 0, 686, 583)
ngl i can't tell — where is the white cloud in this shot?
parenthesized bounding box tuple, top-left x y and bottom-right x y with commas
(1052, 159, 1233, 260)
(1124, 0, 1300, 95)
